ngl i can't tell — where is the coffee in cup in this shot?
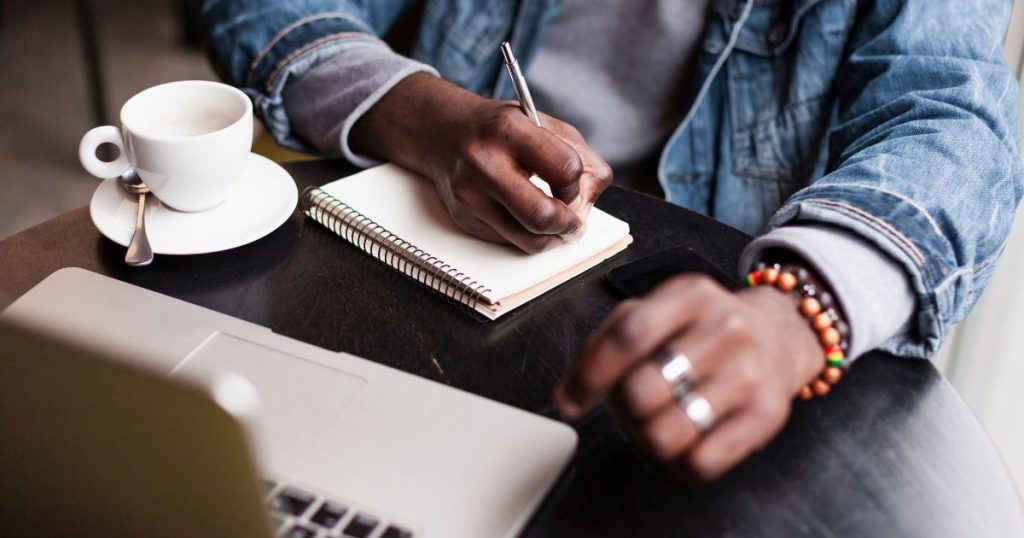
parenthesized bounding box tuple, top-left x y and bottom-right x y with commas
(79, 80, 253, 212)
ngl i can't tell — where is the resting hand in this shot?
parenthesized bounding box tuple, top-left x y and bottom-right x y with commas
(351, 73, 612, 253)
(554, 274, 823, 480)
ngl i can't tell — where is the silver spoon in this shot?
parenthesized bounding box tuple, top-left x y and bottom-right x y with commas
(120, 169, 154, 266)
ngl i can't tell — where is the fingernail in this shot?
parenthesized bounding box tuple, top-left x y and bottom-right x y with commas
(553, 381, 586, 419)
(559, 231, 583, 244)
(573, 220, 588, 240)
(559, 217, 586, 243)
(554, 392, 582, 419)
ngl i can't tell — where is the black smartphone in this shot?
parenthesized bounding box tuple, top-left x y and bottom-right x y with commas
(606, 247, 737, 297)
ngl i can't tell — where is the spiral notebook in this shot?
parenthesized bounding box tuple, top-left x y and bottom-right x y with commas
(301, 164, 633, 319)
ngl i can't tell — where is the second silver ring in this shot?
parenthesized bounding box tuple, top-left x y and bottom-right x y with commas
(681, 392, 715, 433)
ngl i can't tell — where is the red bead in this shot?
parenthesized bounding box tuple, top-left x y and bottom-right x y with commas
(825, 344, 842, 356)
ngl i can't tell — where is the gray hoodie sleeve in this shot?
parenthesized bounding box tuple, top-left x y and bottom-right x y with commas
(739, 224, 916, 361)
(281, 40, 438, 167)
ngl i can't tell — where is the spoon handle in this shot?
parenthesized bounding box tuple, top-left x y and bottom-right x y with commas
(126, 192, 154, 266)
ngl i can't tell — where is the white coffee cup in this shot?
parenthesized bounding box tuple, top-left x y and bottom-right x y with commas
(79, 80, 253, 212)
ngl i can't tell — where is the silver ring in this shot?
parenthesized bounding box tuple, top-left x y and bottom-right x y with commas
(658, 351, 693, 400)
(682, 392, 715, 433)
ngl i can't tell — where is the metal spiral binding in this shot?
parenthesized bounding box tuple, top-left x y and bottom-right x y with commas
(300, 186, 494, 314)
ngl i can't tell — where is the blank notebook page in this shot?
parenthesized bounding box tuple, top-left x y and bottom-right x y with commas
(320, 164, 632, 303)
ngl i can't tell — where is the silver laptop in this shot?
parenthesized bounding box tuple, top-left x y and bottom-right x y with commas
(0, 268, 576, 537)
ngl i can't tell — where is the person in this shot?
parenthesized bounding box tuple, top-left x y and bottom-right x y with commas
(202, 0, 1023, 480)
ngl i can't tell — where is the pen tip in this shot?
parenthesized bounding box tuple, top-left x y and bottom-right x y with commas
(500, 41, 515, 64)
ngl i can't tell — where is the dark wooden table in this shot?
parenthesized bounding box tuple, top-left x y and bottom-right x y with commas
(2, 160, 1022, 537)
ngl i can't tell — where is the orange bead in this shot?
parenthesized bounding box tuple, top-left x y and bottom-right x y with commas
(820, 327, 840, 346)
(812, 379, 831, 396)
(763, 268, 779, 285)
(777, 272, 797, 292)
(823, 366, 843, 384)
(800, 297, 822, 318)
(799, 386, 813, 400)
(813, 312, 833, 331)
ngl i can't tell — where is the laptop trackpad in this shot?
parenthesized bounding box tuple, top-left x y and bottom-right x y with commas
(170, 333, 366, 467)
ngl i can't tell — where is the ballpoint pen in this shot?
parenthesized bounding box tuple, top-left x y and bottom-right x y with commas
(500, 41, 543, 127)
(500, 41, 587, 241)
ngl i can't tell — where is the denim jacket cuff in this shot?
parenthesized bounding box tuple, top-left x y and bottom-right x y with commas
(768, 183, 966, 358)
(237, 16, 388, 151)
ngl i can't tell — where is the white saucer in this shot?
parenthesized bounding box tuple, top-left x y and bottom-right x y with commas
(90, 153, 298, 255)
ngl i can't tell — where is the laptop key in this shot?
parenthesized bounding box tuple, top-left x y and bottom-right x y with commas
(380, 525, 414, 538)
(269, 486, 316, 517)
(282, 524, 317, 538)
(309, 500, 348, 530)
(342, 513, 380, 538)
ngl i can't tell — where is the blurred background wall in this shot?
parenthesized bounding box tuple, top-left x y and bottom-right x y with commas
(1, 0, 1022, 495)
(934, 0, 1024, 501)
(0, 0, 215, 240)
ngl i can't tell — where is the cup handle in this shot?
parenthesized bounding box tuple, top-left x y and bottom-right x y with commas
(79, 125, 130, 179)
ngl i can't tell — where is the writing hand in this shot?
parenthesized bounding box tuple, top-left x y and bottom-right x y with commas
(351, 74, 612, 253)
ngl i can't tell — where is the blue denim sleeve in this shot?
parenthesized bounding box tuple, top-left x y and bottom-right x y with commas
(201, 0, 415, 149)
(767, 0, 1024, 358)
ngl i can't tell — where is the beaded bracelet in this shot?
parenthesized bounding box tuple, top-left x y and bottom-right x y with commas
(743, 262, 849, 399)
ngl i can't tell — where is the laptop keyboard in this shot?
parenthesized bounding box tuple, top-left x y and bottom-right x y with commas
(264, 480, 414, 538)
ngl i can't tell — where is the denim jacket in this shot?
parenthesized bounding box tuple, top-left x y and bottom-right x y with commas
(203, 0, 1023, 357)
